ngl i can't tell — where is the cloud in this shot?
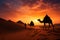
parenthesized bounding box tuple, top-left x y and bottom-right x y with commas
(0, 0, 40, 14)
(0, 0, 41, 20)
(0, 0, 60, 13)
(43, 0, 60, 4)
(42, 0, 60, 11)
(0, 0, 60, 19)
(21, 0, 40, 6)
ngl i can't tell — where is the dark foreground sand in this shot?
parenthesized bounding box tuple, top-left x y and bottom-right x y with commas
(0, 26, 60, 40)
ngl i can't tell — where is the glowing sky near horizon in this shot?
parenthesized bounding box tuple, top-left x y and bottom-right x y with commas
(0, 0, 60, 25)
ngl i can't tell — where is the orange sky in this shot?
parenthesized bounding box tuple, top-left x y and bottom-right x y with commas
(0, 0, 60, 25)
(9, 5, 60, 25)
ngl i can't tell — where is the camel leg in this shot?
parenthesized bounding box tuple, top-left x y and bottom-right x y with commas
(51, 23, 54, 31)
(48, 23, 50, 30)
(43, 23, 45, 30)
(44, 23, 46, 30)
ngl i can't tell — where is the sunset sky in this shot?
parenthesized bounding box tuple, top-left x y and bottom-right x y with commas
(0, 0, 60, 25)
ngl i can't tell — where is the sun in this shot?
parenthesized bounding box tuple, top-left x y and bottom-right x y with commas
(32, 17, 44, 25)
(33, 19, 38, 23)
(32, 19, 40, 25)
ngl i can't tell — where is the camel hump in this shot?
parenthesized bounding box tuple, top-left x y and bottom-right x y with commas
(43, 15, 52, 23)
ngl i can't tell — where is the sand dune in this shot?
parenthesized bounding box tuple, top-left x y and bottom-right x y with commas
(0, 18, 60, 40)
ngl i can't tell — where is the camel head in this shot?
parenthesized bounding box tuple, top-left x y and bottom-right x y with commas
(37, 19, 40, 21)
(37, 19, 43, 23)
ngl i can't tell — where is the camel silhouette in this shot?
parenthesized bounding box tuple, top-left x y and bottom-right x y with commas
(37, 15, 54, 30)
(30, 21, 34, 26)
